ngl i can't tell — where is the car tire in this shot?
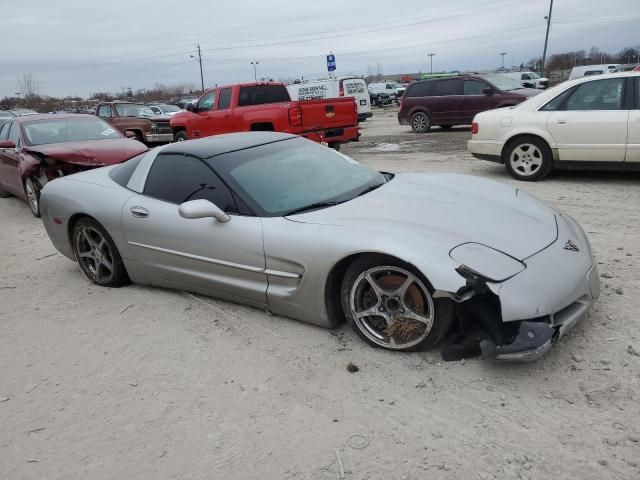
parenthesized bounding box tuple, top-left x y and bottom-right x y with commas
(504, 136, 552, 181)
(24, 177, 41, 218)
(341, 255, 455, 352)
(174, 130, 188, 142)
(410, 112, 430, 133)
(71, 218, 130, 287)
(328, 142, 341, 151)
(133, 131, 144, 143)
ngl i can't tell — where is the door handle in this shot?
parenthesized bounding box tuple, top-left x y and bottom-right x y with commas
(130, 206, 149, 218)
(556, 119, 568, 124)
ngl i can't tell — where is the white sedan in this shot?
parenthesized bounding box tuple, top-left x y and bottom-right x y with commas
(467, 72, 640, 181)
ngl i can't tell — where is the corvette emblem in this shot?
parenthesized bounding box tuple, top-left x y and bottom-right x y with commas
(564, 239, 579, 252)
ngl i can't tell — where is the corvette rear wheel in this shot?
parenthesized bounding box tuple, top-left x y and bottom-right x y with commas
(341, 256, 454, 351)
(72, 218, 129, 287)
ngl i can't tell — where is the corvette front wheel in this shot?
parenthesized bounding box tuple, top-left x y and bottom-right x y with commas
(341, 256, 454, 351)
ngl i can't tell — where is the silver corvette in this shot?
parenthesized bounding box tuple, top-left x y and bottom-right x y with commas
(40, 132, 600, 361)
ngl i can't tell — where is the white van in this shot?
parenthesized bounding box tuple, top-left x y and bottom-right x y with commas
(287, 76, 372, 122)
(569, 64, 621, 80)
(499, 71, 548, 89)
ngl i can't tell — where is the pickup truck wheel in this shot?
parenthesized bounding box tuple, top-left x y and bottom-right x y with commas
(410, 112, 430, 133)
(174, 131, 188, 142)
(132, 132, 144, 143)
(328, 142, 341, 151)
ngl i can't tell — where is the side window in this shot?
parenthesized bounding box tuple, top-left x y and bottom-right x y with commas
(521, 74, 531, 80)
(564, 78, 624, 111)
(149, 106, 160, 114)
(218, 88, 232, 110)
(97, 105, 112, 118)
(0, 122, 9, 140)
(434, 79, 463, 96)
(463, 80, 485, 95)
(540, 87, 575, 111)
(8, 122, 21, 146)
(144, 153, 237, 212)
(197, 91, 216, 111)
(406, 81, 434, 97)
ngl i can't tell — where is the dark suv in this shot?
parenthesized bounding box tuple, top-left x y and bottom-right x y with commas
(398, 75, 539, 133)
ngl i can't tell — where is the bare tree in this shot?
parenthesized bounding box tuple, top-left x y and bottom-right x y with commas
(17, 73, 41, 108)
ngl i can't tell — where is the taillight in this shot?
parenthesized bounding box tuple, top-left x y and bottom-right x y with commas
(339, 86, 344, 96)
(288, 106, 303, 126)
(471, 122, 479, 134)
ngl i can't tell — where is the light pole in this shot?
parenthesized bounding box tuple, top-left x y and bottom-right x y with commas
(251, 61, 259, 81)
(541, 0, 554, 77)
(500, 52, 508, 70)
(190, 44, 205, 94)
(428, 53, 435, 74)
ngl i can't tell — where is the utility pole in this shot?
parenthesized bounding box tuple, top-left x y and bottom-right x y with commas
(500, 52, 508, 70)
(191, 44, 204, 94)
(428, 53, 435, 74)
(251, 61, 259, 81)
(541, 0, 554, 76)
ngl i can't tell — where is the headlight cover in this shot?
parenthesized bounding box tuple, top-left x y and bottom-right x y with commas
(450, 242, 525, 282)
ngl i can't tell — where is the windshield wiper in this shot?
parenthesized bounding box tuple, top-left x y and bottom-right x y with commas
(284, 200, 344, 216)
(357, 182, 386, 197)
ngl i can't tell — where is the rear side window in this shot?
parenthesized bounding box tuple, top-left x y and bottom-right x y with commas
(144, 153, 237, 212)
(109, 153, 146, 187)
(540, 88, 575, 111)
(238, 85, 290, 106)
(406, 81, 434, 97)
(434, 79, 463, 96)
(463, 80, 485, 95)
(97, 105, 112, 118)
(218, 88, 232, 110)
(564, 78, 624, 111)
(8, 123, 21, 146)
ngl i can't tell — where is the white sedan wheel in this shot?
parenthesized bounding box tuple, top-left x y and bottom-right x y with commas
(509, 143, 543, 177)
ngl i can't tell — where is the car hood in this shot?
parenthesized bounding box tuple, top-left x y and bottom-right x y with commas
(287, 173, 558, 260)
(24, 139, 148, 166)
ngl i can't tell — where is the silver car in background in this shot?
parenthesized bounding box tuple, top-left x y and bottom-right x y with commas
(40, 132, 599, 361)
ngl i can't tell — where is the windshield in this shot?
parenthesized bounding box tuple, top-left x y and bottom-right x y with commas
(482, 75, 525, 91)
(527, 72, 540, 79)
(160, 104, 181, 113)
(114, 103, 155, 117)
(213, 137, 387, 216)
(23, 117, 121, 146)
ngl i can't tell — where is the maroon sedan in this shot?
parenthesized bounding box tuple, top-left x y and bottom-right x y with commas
(0, 114, 148, 217)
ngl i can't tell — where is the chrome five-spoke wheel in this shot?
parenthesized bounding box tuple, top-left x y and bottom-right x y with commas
(509, 143, 543, 177)
(349, 265, 435, 350)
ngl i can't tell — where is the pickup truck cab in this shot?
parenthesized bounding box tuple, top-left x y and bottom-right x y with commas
(96, 102, 173, 145)
(170, 82, 359, 149)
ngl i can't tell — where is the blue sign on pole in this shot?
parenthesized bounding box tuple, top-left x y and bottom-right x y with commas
(326, 54, 336, 72)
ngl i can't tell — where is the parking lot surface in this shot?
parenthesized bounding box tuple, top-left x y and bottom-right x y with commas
(1, 108, 640, 480)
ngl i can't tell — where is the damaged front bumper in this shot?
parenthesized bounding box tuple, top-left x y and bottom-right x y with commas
(450, 212, 600, 362)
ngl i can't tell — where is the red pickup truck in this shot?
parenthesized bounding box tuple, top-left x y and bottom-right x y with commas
(170, 82, 359, 149)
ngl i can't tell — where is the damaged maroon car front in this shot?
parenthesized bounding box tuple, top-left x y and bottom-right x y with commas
(0, 114, 148, 217)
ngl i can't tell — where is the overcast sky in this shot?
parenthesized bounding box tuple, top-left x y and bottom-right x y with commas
(1, 0, 638, 98)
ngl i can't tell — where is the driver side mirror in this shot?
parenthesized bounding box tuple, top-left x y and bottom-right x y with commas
(482, 86, 494, 95)
(0, 140, 16, 148)
(179, 199, 230, 223)
(186, 103, 196, 112)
